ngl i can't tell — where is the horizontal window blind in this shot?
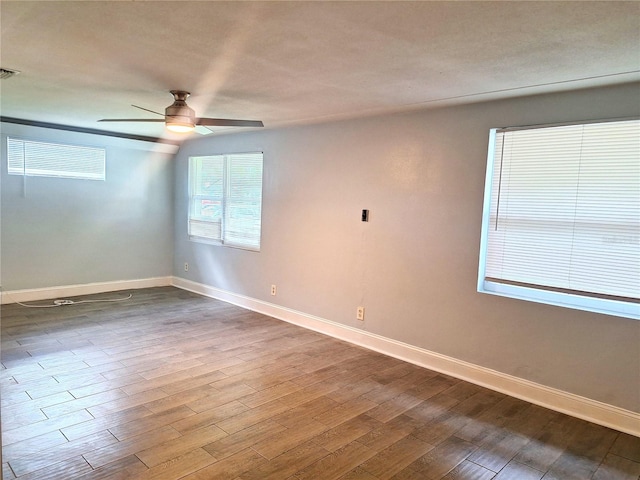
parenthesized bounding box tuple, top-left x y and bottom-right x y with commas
(482, 119, 639, 313)
(189, 155, 224, 242)
(188, 152, 263, 251)
(8, 137, 106, 180)
(225, 154, 263, 250)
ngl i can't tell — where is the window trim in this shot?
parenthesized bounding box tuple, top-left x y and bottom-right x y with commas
(478, 119, 640, 320)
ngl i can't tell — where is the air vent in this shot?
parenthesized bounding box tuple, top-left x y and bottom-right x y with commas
(0, 68, 20, 80)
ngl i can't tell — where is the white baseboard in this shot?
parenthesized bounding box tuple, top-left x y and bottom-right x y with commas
(1, 276, 173, 305)
(172, 276, 640, 437)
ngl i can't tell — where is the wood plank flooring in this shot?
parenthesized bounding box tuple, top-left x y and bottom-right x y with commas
(1, 286, 638, 479)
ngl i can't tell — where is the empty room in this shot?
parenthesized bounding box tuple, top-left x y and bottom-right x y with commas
(1, 1, 639, 479)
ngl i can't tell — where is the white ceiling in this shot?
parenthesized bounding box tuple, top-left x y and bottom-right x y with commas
(1, 1, 639, 141)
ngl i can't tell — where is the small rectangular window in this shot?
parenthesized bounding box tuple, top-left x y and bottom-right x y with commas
(188, 152, 263, 251)
(478, 118, 639, 319)
(7, 137, 106, 181)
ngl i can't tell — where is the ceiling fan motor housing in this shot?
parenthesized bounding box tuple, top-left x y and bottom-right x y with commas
(166, 90, 195, 126)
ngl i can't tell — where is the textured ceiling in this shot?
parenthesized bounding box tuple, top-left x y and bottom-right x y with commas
(1, 1, 639, 140)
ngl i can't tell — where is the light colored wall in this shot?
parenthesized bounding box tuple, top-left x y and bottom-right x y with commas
(174, 83, 640, 412)
(1, 123, 175, 291)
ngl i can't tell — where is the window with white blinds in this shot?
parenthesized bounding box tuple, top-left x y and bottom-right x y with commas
(478, 118, 639, 320)
(188, 152, 263, 251)
(7, 137, 106, 180)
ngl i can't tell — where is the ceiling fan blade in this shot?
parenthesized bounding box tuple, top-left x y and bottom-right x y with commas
(132, 105, 165, 116)
(97, 119, 166, 123)
(196, 118, 264, 127)
(195, 125, 216, 135)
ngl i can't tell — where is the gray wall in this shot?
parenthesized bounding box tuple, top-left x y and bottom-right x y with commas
(174, 83, 640, 412)
(1, 123, 175, 290)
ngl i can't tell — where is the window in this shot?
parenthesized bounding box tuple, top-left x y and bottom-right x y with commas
(8, 137, 106, 180)
(478, 118, 639, 320)
(188, 152, 263, 251)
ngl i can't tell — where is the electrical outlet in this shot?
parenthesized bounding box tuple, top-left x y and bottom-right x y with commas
(184, 262, 189, 272)
(271, 285, 277, 296)
(356, 306, 365, 321)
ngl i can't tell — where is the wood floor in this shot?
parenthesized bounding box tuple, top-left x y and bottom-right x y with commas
(1, 287, 638, 480)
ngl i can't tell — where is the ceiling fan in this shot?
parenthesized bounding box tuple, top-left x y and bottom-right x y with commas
(98, 90, 263, 133)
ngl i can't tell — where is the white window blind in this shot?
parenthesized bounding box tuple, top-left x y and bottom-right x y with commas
(479, 119, 640, 319)
(188, 152, 263, 251)
(8, 137, 106, 180)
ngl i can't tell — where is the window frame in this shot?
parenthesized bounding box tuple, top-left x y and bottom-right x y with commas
(188, 152, 263, 252)
(477, 119, 639, 320)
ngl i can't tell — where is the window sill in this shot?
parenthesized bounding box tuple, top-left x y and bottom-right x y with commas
(479, 281, 639, 321)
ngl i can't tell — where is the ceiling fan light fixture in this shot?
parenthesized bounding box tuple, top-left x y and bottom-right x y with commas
(166, 121, 195, 133)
